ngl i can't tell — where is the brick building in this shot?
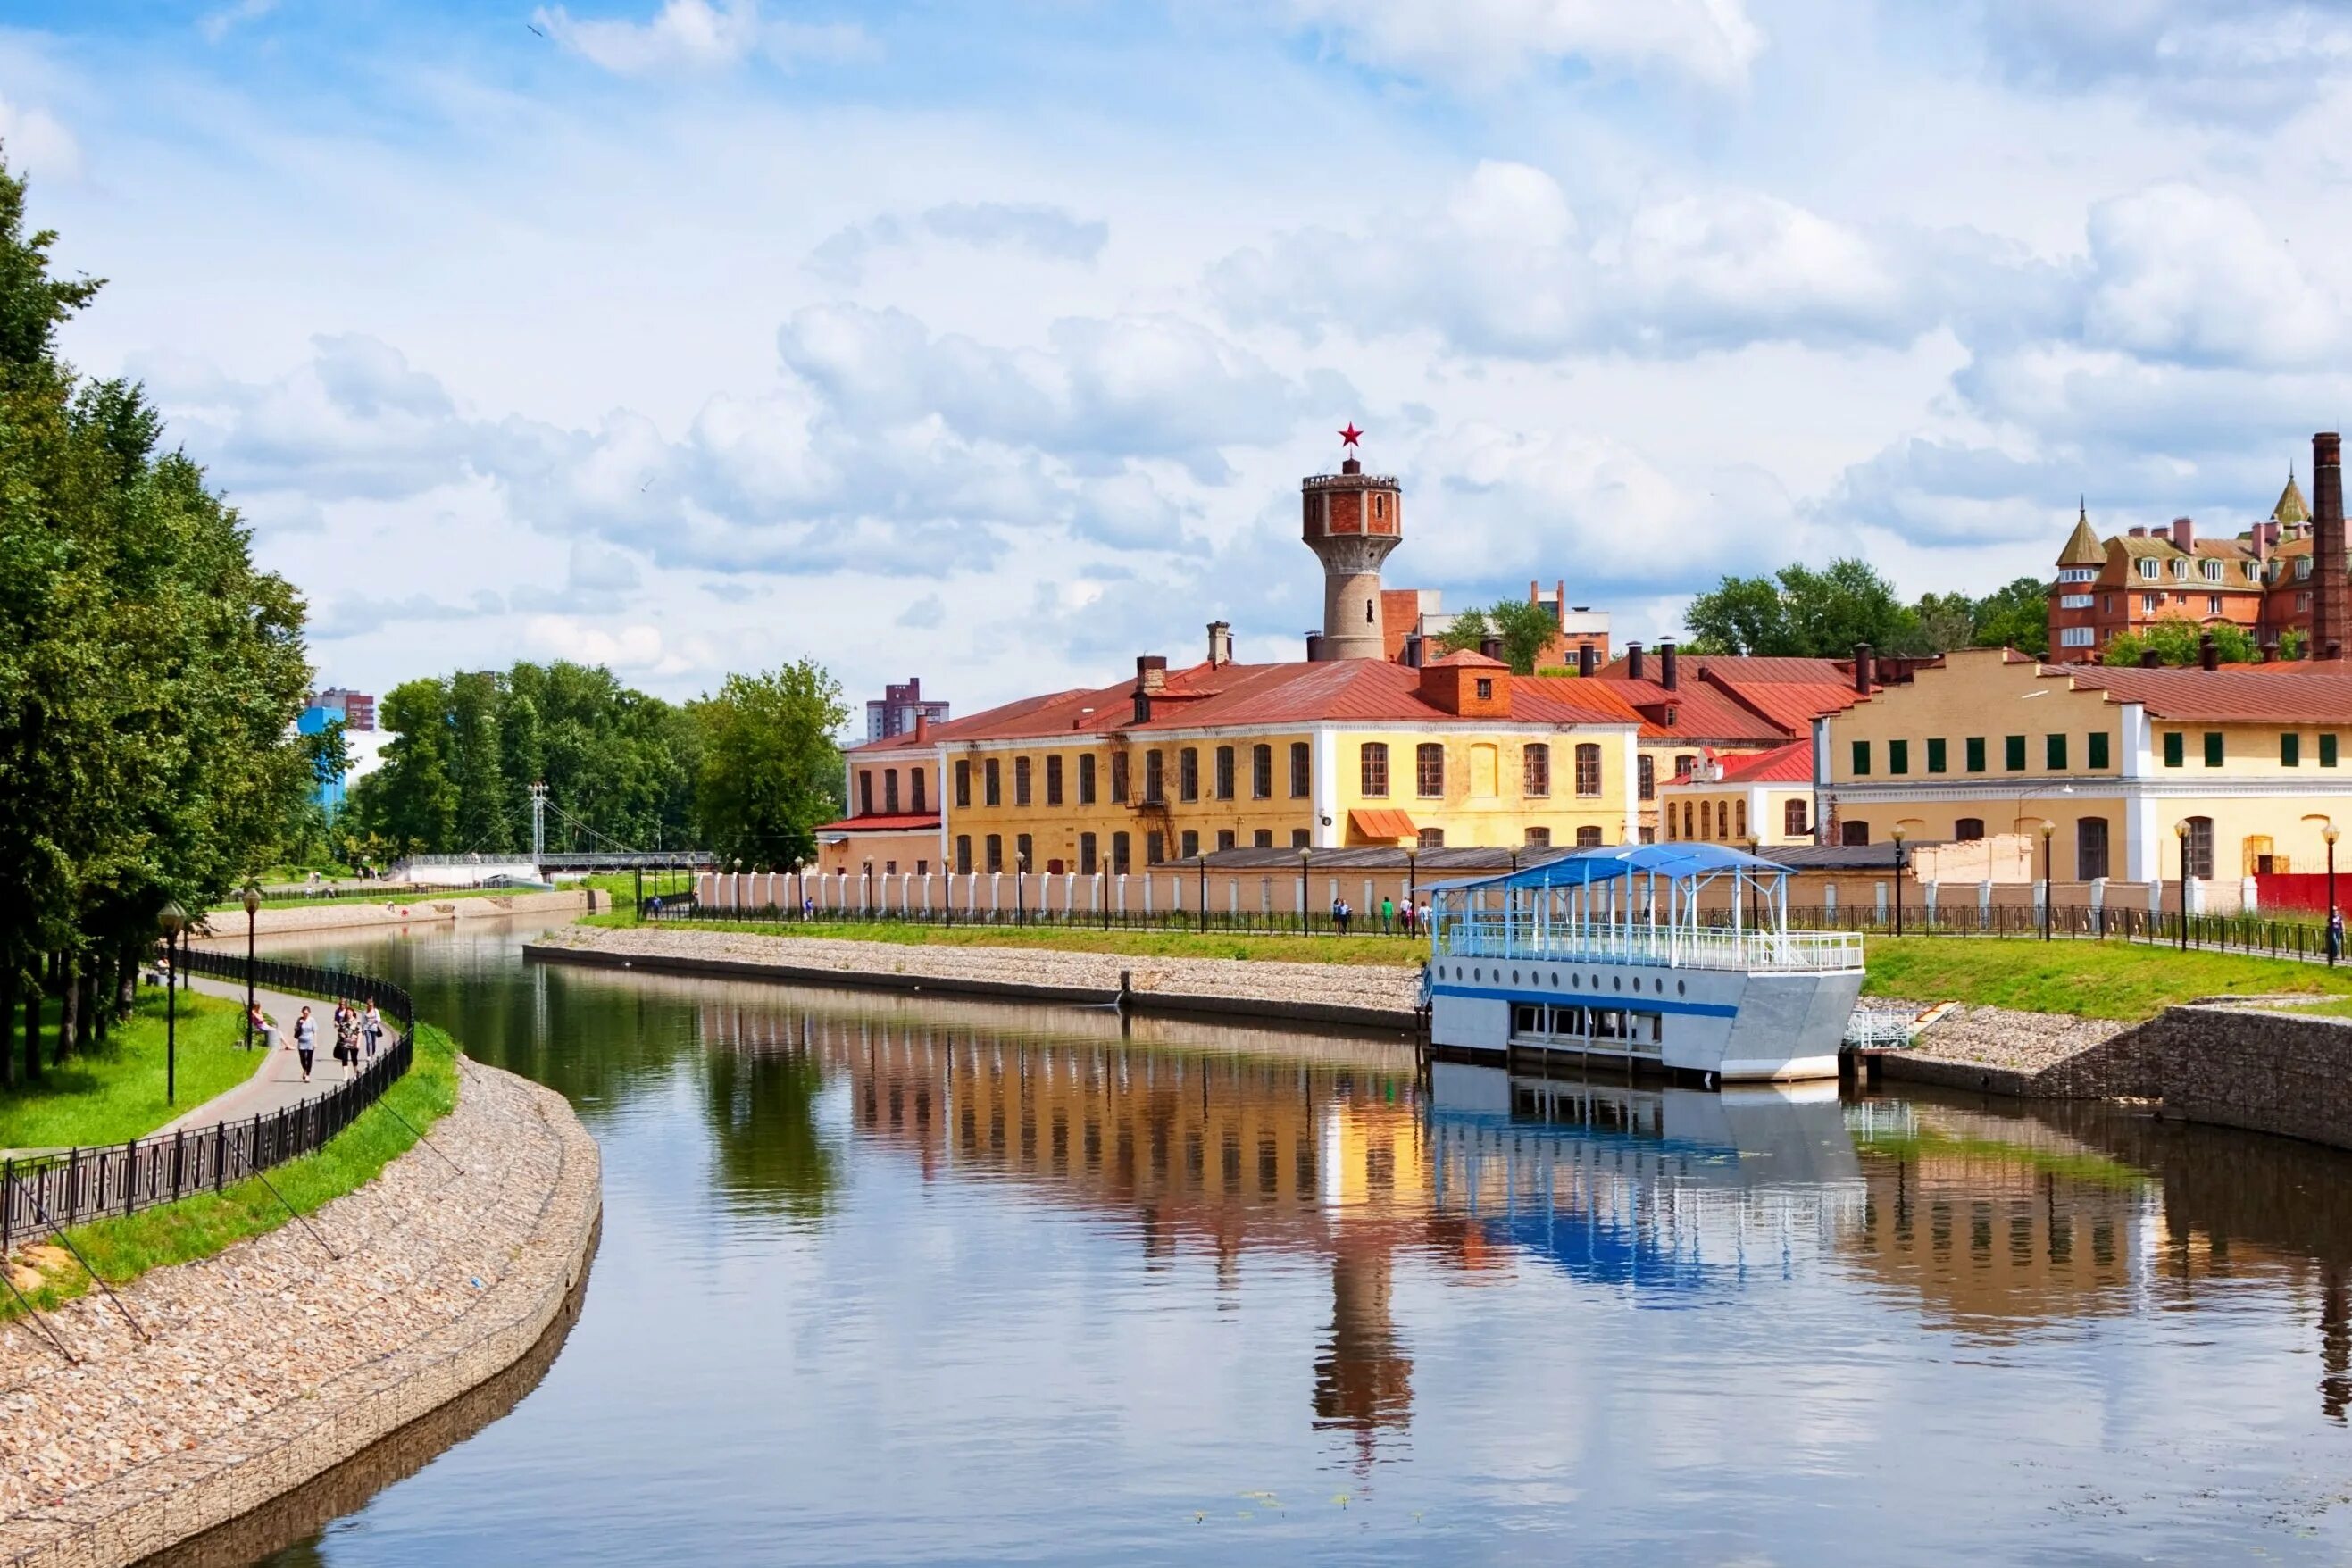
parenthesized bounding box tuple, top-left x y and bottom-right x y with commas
(2047, 430, 2352, 663)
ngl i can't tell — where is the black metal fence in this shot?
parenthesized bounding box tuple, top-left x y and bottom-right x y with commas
(647, 894, 2346, 965)
(0, 950, 417, 1264)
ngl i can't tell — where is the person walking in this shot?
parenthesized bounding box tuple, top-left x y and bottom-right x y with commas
(363, 999, 385, 1063)
(1380, 895, 1395, 935)
(2331, 906, 2345, 965)
(292, 1006, 316, 1082)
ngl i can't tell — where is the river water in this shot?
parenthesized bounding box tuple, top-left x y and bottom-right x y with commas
(227, 919, 2352, 1565)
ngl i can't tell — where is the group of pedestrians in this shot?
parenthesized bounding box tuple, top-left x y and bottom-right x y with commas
(242, 997, 383, 1083)
(1327, 894, 1434, 937)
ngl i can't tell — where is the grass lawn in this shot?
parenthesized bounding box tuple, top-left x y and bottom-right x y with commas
(578, 910, 1424, 967)
(4, 1022, 461, 1320)
(1859, 936, 2352, 1021)
(0, 989, 260, 1152)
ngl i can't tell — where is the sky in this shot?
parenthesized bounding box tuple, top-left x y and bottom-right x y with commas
(7, 0, 2352, 719)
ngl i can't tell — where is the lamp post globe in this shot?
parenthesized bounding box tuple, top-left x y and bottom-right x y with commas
(1889, 826, 1907, 939)
(1015, 849, 1028, 927)
(157, 901, 188, 1105)
(2173, 819, 2191, 948)
(1298, 847, 1313, 936)
(2039, 821, 2056, 941)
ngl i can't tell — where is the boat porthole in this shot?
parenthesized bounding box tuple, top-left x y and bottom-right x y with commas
(1571, 973, 1580, 988)
(1613, 976, 1622, 992)
(1472, 968, 1481, 982)
(1677, 980, 1687, 997)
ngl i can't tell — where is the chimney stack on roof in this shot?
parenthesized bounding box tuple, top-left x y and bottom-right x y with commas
(1304, 631, 1324, 663)
(2129, 526, 2147, 538)
(1852, 642, 1873, 695)
(2315, 431, 2348, 660)
(1136, 655, 1168, 694)
(1479, 631, 1504, 663)
(2198, 631, 2219, 671)
(913, 713, 930, 742)
(1206, 621, 1233, 668)
(2152, 523, 2171, 542)
(1402, 633, 1423, 669)
(1577, 643, 1597, 679)
(1626, 641, 1646, 682)
(2139, 646, 2164, 668)
(2173, 516, 2196, 554)
(1659, 638, 1680, 691)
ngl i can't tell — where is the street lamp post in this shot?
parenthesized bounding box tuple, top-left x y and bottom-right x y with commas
(241, 885, 262, 1048)
(1889, 826, 1907, 939)
(2307, 815, 2340, 964)
(2174, 819, 2190, 949)
(2039, 821, 2055, 941)
(157, 901, 187, 1105)
(1405, 847, 1418, 926)
(1197, 855, 1207, 935)
(1015, 850, 1028, 928)
(1299, 847, 1313, 936)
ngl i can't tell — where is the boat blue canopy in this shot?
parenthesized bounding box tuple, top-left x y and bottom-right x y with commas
(1439, 842, 1795, 894)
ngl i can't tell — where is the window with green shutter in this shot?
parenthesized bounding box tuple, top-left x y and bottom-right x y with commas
(1927, 738, 1947, 774)
(2047, 733, 2068, 770)
(1850, 739, 1871, 777)
(2088, 732, 2110, 769)
(2204, 731, 2223, 767)
(2163, 732, 2183, 768)
(2004, 735, 2026, 771)
(2326, 734, 2340, 768)
(1965, 737, 1987, 773)
(2283, 732, 2302, 767)
(1889, 738, 1909, 775)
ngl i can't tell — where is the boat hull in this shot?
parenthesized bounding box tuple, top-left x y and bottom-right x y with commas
(1428, 955, 1864, 1083)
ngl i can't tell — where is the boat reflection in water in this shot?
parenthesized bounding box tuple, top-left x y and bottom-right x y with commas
(1426, 1063, 1865, 1304)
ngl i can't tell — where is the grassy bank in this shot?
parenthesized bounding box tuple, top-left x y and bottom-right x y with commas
(580, 914, 2352, 1020)
(579, 912, 1421, 966)
(0, 990, 258, 1152)
(3, 1022, 462, 1320)
(1859, 937, 2352, 1020)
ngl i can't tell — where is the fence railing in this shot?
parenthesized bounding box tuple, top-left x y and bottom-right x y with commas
(1436, 919, 1867, 972)
(1, 949, 417, 1264)
(646, 896, 2348, 966)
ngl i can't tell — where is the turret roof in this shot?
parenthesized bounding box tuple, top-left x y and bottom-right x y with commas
(2056, 504, 2105, 567)
(2275, 469, 2311, 527)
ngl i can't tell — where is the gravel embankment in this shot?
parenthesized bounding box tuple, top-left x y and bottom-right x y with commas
(534, 922, 1422, 1024)
(0, 1058, 599, 1567)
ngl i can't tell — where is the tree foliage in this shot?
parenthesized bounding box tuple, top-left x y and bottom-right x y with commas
(691, 661, 847, 869)
(0, 146, 311, 1080)
(1683, 561, 2052, 658)
(1435, 596, 1559, 674)
(2101, 618, 2257, 667)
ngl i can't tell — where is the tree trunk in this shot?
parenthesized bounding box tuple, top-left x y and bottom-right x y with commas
(87, 955, 106, 1043)
(117, 942, 138, 1020)
(0, 963, 16, 1092)
(21, 970, 39, 1083)
(55, 955, 79, 1066)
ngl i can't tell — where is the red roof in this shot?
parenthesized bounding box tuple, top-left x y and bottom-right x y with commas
(814, 813, 941, 833)
(1715, 739, 1814, 784)
(1722, 680, 1869, 734)
(2047, 665, 2352, 723)
(846, 659, 1645, 751)
(1593, 677, 1794, 744)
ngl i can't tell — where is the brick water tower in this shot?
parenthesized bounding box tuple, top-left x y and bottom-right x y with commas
(1301, 424, 1403, 661)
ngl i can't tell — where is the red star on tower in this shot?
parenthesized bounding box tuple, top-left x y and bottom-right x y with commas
(1339, 423, 1363, 447)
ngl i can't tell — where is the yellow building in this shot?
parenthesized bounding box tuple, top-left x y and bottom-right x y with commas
(1657, 738, 1817, 847)
(844, 641, 1645, 877)
(1819, 646, 2352, 893)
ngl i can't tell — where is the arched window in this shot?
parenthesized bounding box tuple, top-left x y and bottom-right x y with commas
(1955, 817, 1985, 841)
(858, 770, 873, 815)
(1682, 802, 1695, 839)
(1573, 743, 1602, 797)
(1360, 742, 1389, 797)
(1366, 598, 1375, 622)
(1638, 755, 1656, 801)
(2181, 816, 2214, 880)
(1783, 798, 1808, 837)
(1416, 743, 1446, 797)
(1840, 821, 1870, 847)
(884, 769, 900, 813)
(1735, 800, 1747, 839)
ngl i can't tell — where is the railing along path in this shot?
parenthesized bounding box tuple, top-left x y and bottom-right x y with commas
(0, 950, 415, 1263)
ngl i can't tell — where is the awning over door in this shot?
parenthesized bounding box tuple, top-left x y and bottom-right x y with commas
(1348, 808, 1418, 843)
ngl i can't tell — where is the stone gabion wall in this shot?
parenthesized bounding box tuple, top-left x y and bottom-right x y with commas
(2132, 1006, 2352, 1152)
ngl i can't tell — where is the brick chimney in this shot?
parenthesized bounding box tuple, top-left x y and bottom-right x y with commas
(2128, 526, 2147, 538)
(2315, 431, 2348, 660)
(1576, 643, 1597, 678)
(2172, 516, 2195, 554)
(1479, 631, 1504, 662)
(1402, 633, 1423, 669)
(1133, 654, 1167, 722)
(1659, 638, 1679, 691)
(913, 713, 930, 742)
(1206, 621, 1233, 667)
(1304, 632, 1324, 663)
(2139, 646, 2163, 668)
(1626, 641, 1646, 681)
(2198, 630, 2219, 671)
(1852, 642, 1873, 695)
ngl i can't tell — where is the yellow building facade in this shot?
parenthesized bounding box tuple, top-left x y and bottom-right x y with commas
(1820, 647, 2352, 890)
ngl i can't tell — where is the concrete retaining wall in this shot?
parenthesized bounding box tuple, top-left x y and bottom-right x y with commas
(192, 888, 593, 941)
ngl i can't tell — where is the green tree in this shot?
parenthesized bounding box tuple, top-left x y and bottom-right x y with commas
(2102, 619, 2256, 666)
(692, 660, 847, 869)
(1683, 574, 1790, 655)
(1967, 577, 2050, 656)
(1435, 596, 1558, 674)
(1685, 559, 1922, 656)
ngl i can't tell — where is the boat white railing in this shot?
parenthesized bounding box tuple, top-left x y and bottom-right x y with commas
(1435, 919, 1864, 973)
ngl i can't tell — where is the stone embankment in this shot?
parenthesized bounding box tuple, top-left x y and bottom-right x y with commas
(528, 922, 1421, 1031)
(0, 1059, 600, 1568)
(196, 887, 594, 941)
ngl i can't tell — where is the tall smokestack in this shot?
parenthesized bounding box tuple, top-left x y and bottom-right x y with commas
(1576, 643, 1597, 679)
(2317, 431, 2347, 661)
(1626, 641, 1646, 682)
(1852, 643, 1874, 695)
(1659, 638, 1679, 691)
(2198, 631, 2219, 671)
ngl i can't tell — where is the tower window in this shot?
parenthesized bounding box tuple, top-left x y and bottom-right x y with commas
(1365, 598, 1374, 622)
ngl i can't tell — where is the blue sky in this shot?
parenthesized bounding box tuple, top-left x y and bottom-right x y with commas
(7, 0, 2351, 713)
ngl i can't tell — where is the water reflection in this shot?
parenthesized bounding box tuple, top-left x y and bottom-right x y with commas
(238, 922, 2352, 1565)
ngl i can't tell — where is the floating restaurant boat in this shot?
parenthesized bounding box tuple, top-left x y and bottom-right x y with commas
(1424, 843, 1867, 1086)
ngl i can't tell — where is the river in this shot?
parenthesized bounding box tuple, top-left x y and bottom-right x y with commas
(213, 918, 2352, 1565)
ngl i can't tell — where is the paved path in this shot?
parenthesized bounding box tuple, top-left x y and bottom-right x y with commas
(154, 975, 393, 1136)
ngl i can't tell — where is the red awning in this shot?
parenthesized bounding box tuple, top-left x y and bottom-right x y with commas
(1349, 808, 1418, 842)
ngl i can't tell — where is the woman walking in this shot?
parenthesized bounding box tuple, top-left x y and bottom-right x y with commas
(293, 1006, 316, 1082)
(362, 999, 385, 1063)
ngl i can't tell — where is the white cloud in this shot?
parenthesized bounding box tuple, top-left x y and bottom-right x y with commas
(1970, 0, 2352, 119)
(0, 92, 80, 182)
(198, 0, 279, 44)
(2078, 183, 2345, 367)
(527, 614, 696, 674)
(809, 202, 1108, 284)
(531, 0, 870, 76)
(1284, 0, 1765, 89)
